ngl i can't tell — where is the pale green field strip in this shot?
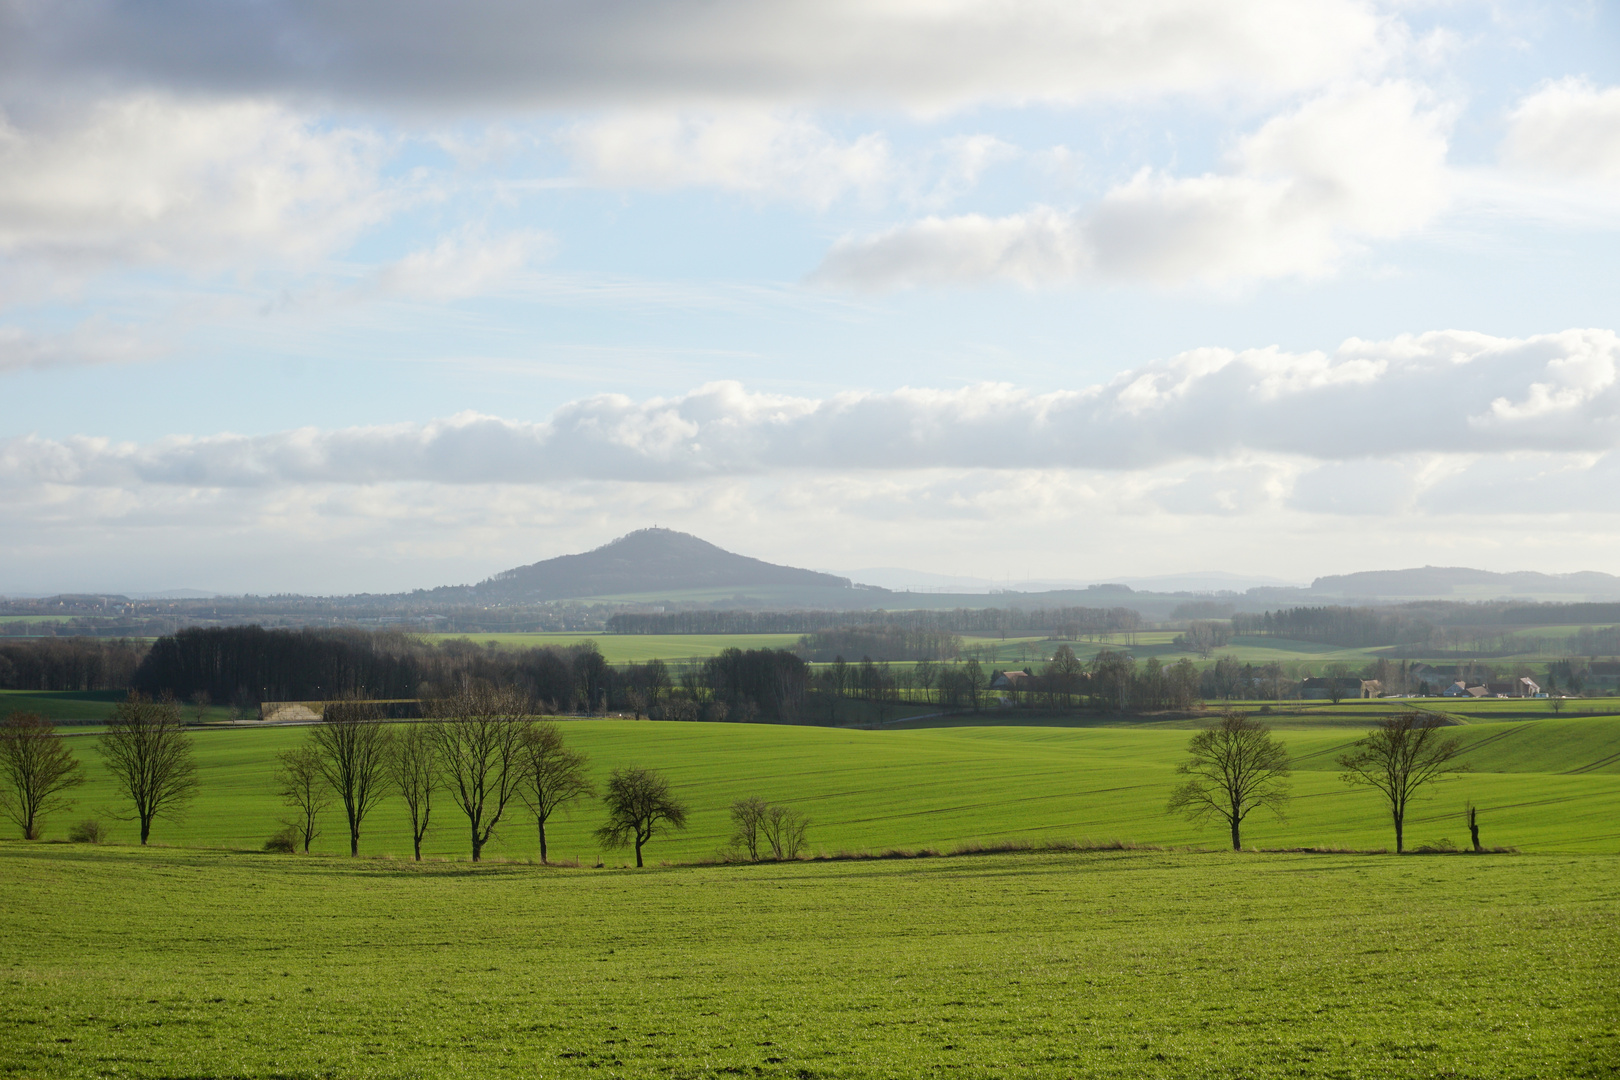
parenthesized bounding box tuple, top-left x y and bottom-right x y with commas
(1, 845, 1614, 1079)
(420, 632, 805, 661)
(25, 716, 1620, 861)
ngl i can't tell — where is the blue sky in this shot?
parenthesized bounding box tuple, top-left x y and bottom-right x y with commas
(3, 0, 1620, 594)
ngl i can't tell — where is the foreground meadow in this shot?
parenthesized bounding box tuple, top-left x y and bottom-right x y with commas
(21, 716, 1620, 859)
(1, 844, 1614, 1079)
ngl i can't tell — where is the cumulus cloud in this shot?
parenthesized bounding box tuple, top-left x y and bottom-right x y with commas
(1502, 79, 1620, 185)
(0, 0, 1393, 113)
(815, 81, 1453, 287)
(0, 95, 391, 269)
(5, 327, 1617, 488)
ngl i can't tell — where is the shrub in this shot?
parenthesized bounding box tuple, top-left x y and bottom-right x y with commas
(263, 825, 298, 853)
(67, 818, 106, 844)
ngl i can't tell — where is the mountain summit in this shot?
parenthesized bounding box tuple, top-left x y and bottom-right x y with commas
(470, 529, 852, 602)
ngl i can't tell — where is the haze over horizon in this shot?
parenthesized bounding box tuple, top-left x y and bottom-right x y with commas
(4, 2, 1619, 595)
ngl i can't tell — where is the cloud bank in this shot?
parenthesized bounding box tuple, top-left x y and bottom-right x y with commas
(6, 328, 1615, 488)
(1, 0, 1391, 112)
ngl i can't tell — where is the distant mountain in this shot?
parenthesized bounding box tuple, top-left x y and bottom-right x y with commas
(466, 528, 855, 602)
(1309, 566, 1620, 599)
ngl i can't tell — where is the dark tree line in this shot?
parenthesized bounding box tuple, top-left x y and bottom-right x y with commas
(1233, 607, 1435, 648)
(796, 626, 962, 662)
(0, 638, 149, 691)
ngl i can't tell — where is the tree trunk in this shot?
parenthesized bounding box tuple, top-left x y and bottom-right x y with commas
(1230, 818, 1241, 851)
(538, 818, 549, 865)
(1393, 812, 1404, 854)
(140, 814, 152, 845)
(413, 835, 422, 861)
(634, 836, 644, 868)
(471, 829, 483, 862)
(349, 826, 359, 856)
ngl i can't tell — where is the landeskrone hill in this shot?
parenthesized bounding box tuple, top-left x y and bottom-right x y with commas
(458, 528, 852, 602)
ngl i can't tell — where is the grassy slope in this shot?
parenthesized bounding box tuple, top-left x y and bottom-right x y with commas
(23, 716, 1620, 859)
(1, 844, 1615, 1079)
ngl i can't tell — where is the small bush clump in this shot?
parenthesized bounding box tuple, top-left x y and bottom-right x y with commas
(67, 819, 107, 844)
(263, 826, 298, 853)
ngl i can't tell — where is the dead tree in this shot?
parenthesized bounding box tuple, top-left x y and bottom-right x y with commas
(273, 745, 331, 853)
(0, 712, 85, 840)
(595, 766, 688, 868)
(1465, 801, 1481, 852)
(392, 724, 440, 861)
(309, 699, 394, 856)
(429, 685, 531, 862)
(1338, 712, 1469, 853)
(1167, 711, 1291, 850)
(517, 721, 594, 865)
(99, 693, 197, 845)
(729, 795, 769, 861)
(760, 802, 809, 860)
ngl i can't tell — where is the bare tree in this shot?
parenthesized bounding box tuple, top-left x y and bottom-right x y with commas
(517, 721, 594, 864)
(0, 712, 85, 840)
(760, 802, 809, 860)
(430, 684, 531, 862)
(1465, 800, 1481, 853)
(595, 766, 688, 867)
(273, 745, 331, 853)
(189, 691, 212, 726)
(309, 699, 394, 856)
(1167, 711, 1291, 851)
(1338, 713, 1469, 853)
(729, 795, 768, 861)
(390, 724, 439, 861)
(913, 660, 937, 707)
(99, 693, 198, 845)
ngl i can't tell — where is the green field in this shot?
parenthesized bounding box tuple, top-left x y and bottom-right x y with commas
(1, 844, 1615, 1079)
(421, 632, 806, 662)
(15, 714, 1620, 860)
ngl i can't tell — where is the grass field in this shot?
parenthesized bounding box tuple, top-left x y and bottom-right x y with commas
(16, 714, 1620, 860)
(1, 843, 1615, 1079)
(421, 633, 806, 662)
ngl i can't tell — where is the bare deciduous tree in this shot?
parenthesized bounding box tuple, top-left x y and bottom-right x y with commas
(729, 795, 768, 861)
(99, 693, 197, 845)
(309, 699, 394, 856)
(1338, 712, 1469, 853)
(1167, 711, 1291, 851)
(392, 724, 440, 861)
(430, 685, 531, 862)
(518, 721, 594, 864)
(274, 745, 331, 853)
(760, 802, 809, 860)
(595, 766, 688, 867)
(0, 712, 85, 840)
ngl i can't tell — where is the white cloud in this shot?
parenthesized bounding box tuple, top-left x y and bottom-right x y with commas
(1502, 79, 1620, 184)
(6, 327, 1617, 489)
(1, 1, 1395, 113)
(367, 229, 555, 300)
(0, 321, 163, 373)
(563, 111, 894, 207)
(815, 82, 1453, 287)
(0, 95, 391, 270)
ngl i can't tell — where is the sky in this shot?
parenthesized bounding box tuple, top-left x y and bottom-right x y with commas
(3, 0, 1620, 595)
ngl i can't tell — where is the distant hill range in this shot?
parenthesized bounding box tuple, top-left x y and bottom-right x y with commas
(458, 528, 855, 603)
(1307, 566, 1620, 600)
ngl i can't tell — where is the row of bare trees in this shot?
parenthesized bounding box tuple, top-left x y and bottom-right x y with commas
(0, 695, 198, 845)
(1168, 711, 1472, 853)
(274, 687, 690, 866)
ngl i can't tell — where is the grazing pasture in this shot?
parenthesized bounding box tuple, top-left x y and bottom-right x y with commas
(1, 844, 1614, 1079)
(15, 716, 1620, 859)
